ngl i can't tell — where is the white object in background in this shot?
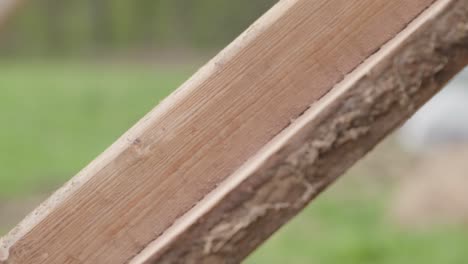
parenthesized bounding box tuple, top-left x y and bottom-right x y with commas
(0, 0, 16, 19)
(398, 69, 468, 152)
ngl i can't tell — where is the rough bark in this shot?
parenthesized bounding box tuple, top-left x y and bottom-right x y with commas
(2, 0, 466, 263)
(135, 0, 468, 263)
(1, 1, 435, 263)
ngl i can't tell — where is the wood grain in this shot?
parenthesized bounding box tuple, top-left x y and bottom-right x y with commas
(134, 0, 468, 262)
(1, 0, 437, 263)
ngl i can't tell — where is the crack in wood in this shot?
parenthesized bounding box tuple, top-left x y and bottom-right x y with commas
(150, 1, 468, 263)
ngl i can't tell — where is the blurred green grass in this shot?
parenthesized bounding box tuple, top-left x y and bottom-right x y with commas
(1, 62, 468, 263)
(247, 192, 468, 264)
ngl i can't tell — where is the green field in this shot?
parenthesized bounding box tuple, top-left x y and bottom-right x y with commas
(1, 62, 467, 263)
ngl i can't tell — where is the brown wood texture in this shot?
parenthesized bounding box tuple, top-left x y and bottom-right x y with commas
(0, 0, 448, 263)
(134, 0, 468, 262)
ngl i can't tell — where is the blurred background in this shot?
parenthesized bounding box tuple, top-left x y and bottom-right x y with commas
(1, 1, 468, 263)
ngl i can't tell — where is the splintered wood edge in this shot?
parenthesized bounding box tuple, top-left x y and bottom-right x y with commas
(1, 1, 438, 263)
(0, 0, 296, 261)
(132, 0, 468, 263)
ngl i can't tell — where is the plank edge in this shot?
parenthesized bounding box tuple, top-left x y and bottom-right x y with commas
(132, 0, 468, 262)
(0, 0, 306, 262)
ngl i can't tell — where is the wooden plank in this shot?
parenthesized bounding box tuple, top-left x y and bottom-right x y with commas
(0, 0, 447, 263)
(133, 1, 468, 263)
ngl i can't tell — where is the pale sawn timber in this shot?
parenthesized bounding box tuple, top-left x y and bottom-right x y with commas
(133, 0, 468, 263)
(0, 0, 453, 263)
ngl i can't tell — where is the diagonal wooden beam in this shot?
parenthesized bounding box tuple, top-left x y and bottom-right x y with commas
(2, 0, 467, 263)
(134, 1, 468, 263)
